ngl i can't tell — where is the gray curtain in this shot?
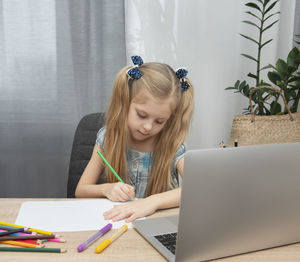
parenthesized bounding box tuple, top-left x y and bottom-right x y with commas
(0, 0, 126, 197)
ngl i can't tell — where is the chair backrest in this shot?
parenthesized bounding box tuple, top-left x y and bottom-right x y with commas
(67, 113, 106, 197)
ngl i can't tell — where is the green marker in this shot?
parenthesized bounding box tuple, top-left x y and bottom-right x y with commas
(97, 151, 124, 183)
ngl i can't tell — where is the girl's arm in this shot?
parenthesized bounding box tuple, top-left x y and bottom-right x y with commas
(75, 145, 135, 201)
(103, 158, 184, 222)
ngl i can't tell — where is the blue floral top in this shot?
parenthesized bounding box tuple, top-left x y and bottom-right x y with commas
(96, 127, 186, 198)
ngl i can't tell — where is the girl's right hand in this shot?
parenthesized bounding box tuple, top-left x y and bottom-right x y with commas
(105, 182, 135, 202)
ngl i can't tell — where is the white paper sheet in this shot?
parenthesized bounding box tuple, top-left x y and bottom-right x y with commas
(15, 199, 136, 232)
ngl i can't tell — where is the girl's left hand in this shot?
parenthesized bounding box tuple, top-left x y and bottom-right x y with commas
(103, 198, 158, 223)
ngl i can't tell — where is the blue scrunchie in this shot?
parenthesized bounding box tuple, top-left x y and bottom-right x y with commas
(127, 55, 144, 79)
(175, 68, 190, 91)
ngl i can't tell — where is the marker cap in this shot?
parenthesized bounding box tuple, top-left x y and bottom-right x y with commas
(95, 239, 111, 253)
(77, 244, 85, 252)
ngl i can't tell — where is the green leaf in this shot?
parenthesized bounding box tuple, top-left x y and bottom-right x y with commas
(260, 39, 273, 49)
(269, 63, 276, 70)
(247, 72, 258, 79)
(295, 41, 300, 45)
(245, 2, 262, 12)
(276, 59, 289, 76)
(287, 66, 298, 75)
(259, 87, 272, 94)
(264, 1, 279, 15)
(242, 85, 251, 97)
(288, 84, 300, 90)
(263, 0, 271, 7)
(263, 12, 280, 23)
(276, 81, 284, 88)
(242, 20, 260, 30)
(270, 101, 282, 114)
(268, 71, 281, 84)
(251, 91, 258, 102)
(284, 91, 293, 101)
(239, 33, 259, 45)
(287, 47, 300, 67)
(287, 76, 300, 83)
(241, 53, 258, 62)
(288, 90, 297, 99)
(260, 80, 271, 86)
(234, 80, 241, 89)
(245, 11, 261, 21)
(262, 20, 279, 33)
(260, 64, 273, 71)
(238, 82, 244, 92)
(264, 106, 271, 115)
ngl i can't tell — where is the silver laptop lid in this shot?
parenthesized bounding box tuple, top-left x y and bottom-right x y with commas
(176, 142, 300, 262)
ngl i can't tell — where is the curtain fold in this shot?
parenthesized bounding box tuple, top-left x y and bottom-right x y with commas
(0, 0, 126, 197)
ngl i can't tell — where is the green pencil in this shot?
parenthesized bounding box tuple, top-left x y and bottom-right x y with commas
(0, 247, 67, 253)
(97, 151, 124, 183)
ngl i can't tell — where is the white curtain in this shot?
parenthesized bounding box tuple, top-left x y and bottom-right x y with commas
(125, 0, 296, 149)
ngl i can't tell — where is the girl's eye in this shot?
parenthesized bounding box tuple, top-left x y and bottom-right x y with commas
(156, 120, 164, 125)
(137, 112, 146, 118)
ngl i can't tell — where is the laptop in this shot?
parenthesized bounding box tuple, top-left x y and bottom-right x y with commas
(132, 142, 300, 262)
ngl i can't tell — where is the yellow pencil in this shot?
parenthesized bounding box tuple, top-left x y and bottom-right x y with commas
(0, 221, 52, 236)
(0, 240, 42, 248)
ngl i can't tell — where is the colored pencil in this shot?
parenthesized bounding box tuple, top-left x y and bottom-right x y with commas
(0, 247, 67, 253)
(43, 237, 66, 243)
(0, 240, 42, 248)
(19, 239, 39, 245)
(0, 232, 38, 245)
(97, 151, 124, 183)
(0, 228, 25, 237)
(0, 234, 55, 241)
(0, 221, 52, 236)
(0, 225, 32, 233)
(0, 230, 63, 243)
(0, 230, 31, 236)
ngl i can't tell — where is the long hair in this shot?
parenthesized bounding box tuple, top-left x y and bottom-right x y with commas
(103, 62, 194, 196)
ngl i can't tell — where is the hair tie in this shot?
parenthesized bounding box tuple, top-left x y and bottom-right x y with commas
(175, 68, 190, 91)
(126, 55, 144, 79)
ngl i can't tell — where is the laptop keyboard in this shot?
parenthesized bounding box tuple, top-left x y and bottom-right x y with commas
(154, 233, 177, 255)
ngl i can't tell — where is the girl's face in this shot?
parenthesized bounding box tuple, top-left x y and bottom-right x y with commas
(127, 90, 174, 146)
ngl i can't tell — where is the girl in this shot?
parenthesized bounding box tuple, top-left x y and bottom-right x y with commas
(75, 56, 194, 222)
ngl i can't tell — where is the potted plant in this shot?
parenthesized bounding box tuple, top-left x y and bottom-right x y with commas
(225, 0, 300, 146)
(225, 0, 300, 115)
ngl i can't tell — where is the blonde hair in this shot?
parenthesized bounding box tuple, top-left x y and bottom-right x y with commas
(103, 62, 194, 196)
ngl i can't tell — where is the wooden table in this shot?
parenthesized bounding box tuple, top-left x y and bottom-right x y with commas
(1, 198, 300, 262)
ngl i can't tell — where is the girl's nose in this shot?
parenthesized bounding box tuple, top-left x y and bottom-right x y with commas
(143, 120, 152, 131)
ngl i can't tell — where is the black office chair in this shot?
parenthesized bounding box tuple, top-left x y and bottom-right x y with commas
(67, 112, 106, 197)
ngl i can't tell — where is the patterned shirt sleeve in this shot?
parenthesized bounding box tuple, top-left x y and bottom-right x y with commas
(96, 127, 106, 151)
(174, 143, 186, 167)
(170, 143, 186, 188)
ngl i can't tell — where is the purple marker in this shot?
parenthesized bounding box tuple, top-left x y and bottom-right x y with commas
(77, 223, 112, 252)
